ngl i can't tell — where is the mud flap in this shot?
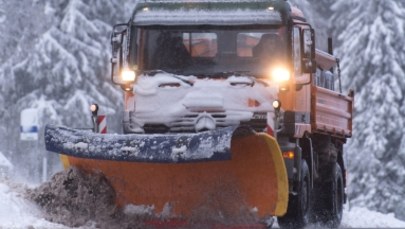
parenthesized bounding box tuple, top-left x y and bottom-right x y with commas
(45, 125, 288, 218)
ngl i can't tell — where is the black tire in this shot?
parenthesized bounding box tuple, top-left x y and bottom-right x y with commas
(312, 162, 344, 228)
(324, 163, 344, 227)
(277, 161, 311, 229)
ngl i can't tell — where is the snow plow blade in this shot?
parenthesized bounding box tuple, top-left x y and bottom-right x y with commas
(45, 125, 288, 218)
(45, 124, 234, 162)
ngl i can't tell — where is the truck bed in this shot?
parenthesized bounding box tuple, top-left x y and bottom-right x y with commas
(311, 86, 353, 138)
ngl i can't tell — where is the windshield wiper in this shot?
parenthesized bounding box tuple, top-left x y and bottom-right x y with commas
(142, 69, 165, 76)
(197, 71, 252, 78)
(143, 69, 193, 86)
(225, 71, 252, 76)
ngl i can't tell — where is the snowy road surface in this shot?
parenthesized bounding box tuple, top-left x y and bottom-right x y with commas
(1, 179, 405, 229)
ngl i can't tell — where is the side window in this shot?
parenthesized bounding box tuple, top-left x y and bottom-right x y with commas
(129, 26, 138, 66)
(293, 27, 301, 77)
(182, 33, 217, 57)
(316, 69, 335, 90)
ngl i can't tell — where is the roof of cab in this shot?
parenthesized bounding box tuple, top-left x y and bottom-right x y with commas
(131, 0, 291, 26)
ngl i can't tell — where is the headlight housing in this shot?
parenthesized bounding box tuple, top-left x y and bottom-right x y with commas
(270, 66, 290, 83)
(272, 100, 281, 110)
(90, 104, 99, 113)
(120, 69, 136, 82)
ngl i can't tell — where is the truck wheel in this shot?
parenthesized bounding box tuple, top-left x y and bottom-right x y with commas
(323, 163, 344, 227)
(277, 161, 311, 229)
(312, 162, 343, 228)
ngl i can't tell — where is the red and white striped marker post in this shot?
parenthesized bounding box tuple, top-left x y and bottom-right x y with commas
(97, 115, 107, 134)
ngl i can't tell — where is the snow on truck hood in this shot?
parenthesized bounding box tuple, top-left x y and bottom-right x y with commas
(133, 73, 278, 114)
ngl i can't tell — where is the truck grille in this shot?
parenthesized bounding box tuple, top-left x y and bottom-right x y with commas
(143, 112, 229, 133)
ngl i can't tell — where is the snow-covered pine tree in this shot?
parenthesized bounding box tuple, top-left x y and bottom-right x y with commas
(11, 0, 126, 125)
(307, 0, 335, 21)
(0, 0, 136, 180)
(0, 0, 50, 158)
(331, 0, 405, 220)
(289, 0, 330, 50)
(0, 1, 49, 63)
(0, 91, 4, 142)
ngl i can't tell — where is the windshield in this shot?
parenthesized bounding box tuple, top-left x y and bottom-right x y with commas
(140, 26, 288, 77)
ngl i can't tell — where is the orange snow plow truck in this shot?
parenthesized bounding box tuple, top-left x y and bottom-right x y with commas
(45, 1, 353, 228)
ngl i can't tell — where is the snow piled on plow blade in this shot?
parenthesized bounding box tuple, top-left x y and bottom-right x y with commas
(44, 124, 236, 162)
(28, 167, 149, 229)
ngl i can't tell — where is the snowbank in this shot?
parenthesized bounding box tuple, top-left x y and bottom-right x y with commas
(0, 151, 13, 177)
(341, 206, 405, 228)
(0, 182, 69, 229)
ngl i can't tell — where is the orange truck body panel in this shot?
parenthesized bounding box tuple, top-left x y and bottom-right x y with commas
(311, 86, 353, 138)
(279, 83, 353, 139)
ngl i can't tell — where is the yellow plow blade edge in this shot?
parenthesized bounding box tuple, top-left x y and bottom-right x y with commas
(62, 133, 288, 218)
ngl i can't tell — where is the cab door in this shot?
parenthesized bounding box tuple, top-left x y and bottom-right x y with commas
(278, 26, 312, 138)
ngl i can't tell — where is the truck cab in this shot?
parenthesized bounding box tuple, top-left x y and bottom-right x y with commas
(111, 1, 317, 135)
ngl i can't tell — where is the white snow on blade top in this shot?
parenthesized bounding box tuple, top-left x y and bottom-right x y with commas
(51, 125, 233, 161)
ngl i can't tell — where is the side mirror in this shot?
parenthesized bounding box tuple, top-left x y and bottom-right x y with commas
(111, 23, 129, 85)
(301, 28, 316, 73)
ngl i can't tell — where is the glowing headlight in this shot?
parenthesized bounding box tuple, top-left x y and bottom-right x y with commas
(90, 104, 98, 113)
(121, 69, 136, 82)
(271, 67, 290, 83)
(90, 103, 99, 116)
(272, 100, 281, 110)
